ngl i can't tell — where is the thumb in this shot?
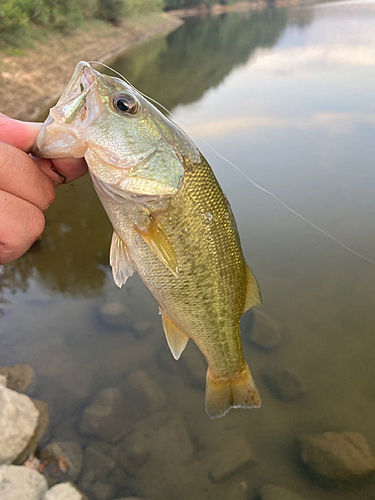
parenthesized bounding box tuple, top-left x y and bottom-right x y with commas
(0, 113, 41, 152)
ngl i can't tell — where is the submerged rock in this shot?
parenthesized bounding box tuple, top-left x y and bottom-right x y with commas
(83, 446, 116, 482)
(40, 441, 83, 482)
(87, 481, 114, 500)
(0, 465, 48, 499)
(261, 369, 305, 401)
(0, 363, 35, 393)
(244, 309, 281, 350)
(99, 301, 133, 330)
(81, 387, 128, 441)
(43, 482, 86, 499)
(115, 429, 152, 475)
(0, 384, 39, 464)
(132, 413, 208, 500)
(133, 320, 154, 339)
(206, 429, 257, 482)
(154, 414, 195, 463)
(78, 470, 95, 492)
(258, 484, 307, 500)
(124, 370, 167, 418)
(299, 432, 375, 482)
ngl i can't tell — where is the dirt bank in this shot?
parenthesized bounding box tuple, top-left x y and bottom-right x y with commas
(0, 13, 183, 122)
(167, 0, 300, 18)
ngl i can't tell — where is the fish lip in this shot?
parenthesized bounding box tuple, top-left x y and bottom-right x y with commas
(81, 65, 96, 88)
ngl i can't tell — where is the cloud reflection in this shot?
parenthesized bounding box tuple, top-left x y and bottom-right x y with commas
(191, 111, 375, 138)
(250, 45, 375, 72)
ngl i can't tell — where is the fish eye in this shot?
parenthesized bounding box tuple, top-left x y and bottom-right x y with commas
(113, 93, 139, 115)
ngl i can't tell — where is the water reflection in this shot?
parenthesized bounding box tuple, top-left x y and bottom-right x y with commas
(108, 10, 288, 110)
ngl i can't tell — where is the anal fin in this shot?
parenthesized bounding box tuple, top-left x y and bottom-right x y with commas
(161, 311, 189, 360)
(205, 363, 261, 419)
(109, 231, 135, 288)
(244, 263, 261, 312)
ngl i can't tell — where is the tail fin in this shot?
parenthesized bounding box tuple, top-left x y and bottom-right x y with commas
(205, 363, 261, 419)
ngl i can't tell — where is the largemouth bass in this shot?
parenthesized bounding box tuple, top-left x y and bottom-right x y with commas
(33, 61, 262, 418)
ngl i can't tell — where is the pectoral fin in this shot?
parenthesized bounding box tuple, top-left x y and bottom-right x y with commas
(134, 217, 178, 276)
(161, 311, 189, 360)
(109, 231, 135, 288)
(243, 263, 262, 312)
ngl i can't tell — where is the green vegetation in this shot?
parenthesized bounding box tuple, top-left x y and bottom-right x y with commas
(0, 0, 258, 47)
(0, 0, 163, 46)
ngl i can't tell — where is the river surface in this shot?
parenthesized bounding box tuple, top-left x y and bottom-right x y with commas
(2, 2, 375, 499)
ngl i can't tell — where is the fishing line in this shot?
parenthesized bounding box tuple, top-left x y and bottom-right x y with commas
(89, 61, 375, 267)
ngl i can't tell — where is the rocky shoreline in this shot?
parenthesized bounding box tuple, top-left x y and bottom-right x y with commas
(1, 308, 375, 499)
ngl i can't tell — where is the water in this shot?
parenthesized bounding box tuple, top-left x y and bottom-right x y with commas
(2, 2, 375, 498)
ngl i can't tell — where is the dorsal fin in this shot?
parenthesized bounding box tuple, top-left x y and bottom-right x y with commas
(244, 263, 262, 312)
(161, 311, 189, 360)
(109, 231, 135, 288)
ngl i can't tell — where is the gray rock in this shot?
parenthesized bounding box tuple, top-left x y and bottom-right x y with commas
(14, 399, 49, 465)
(88, 481, 114, 500)
(206, 429, 257, 481)
(124, 370, 167, 419)
(0, 364, 35, 393)
(258, 484, 307, 500)
(153, 414, 194, 463)
(78, 470, 95, 491)
(132, 414, 210, 500)
(116, 429, 152, 475)
(299, 432, 375, 482)
(0, 464, 48, 499)
(40, 441, 83, 482)
(0, 384, 39, 464)
(43, 482, 86, 499)
(81, 387, 128, 441)
(262, 369, 305, 401)
(114, 498, 148, 500)
(99, 302, 133, 330)
(245, 309, 281, 350)
(83, 446, 116, 481)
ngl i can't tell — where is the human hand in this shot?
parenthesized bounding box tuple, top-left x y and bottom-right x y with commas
(0, 113, 88, 264)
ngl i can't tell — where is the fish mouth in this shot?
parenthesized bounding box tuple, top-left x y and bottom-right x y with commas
(59, 61, 99, 100)
(32, 62, 101, 158)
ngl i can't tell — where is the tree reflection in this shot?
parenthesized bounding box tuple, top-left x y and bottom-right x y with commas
(110, 9, 288, 110)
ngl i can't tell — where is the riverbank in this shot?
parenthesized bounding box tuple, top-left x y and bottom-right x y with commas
(0, 0, 303, 122)
(0, 13, 183, 122)
(167, 0, 300, 18)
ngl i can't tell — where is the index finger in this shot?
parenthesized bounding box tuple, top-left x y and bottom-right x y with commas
(0, 113, 41, 152)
